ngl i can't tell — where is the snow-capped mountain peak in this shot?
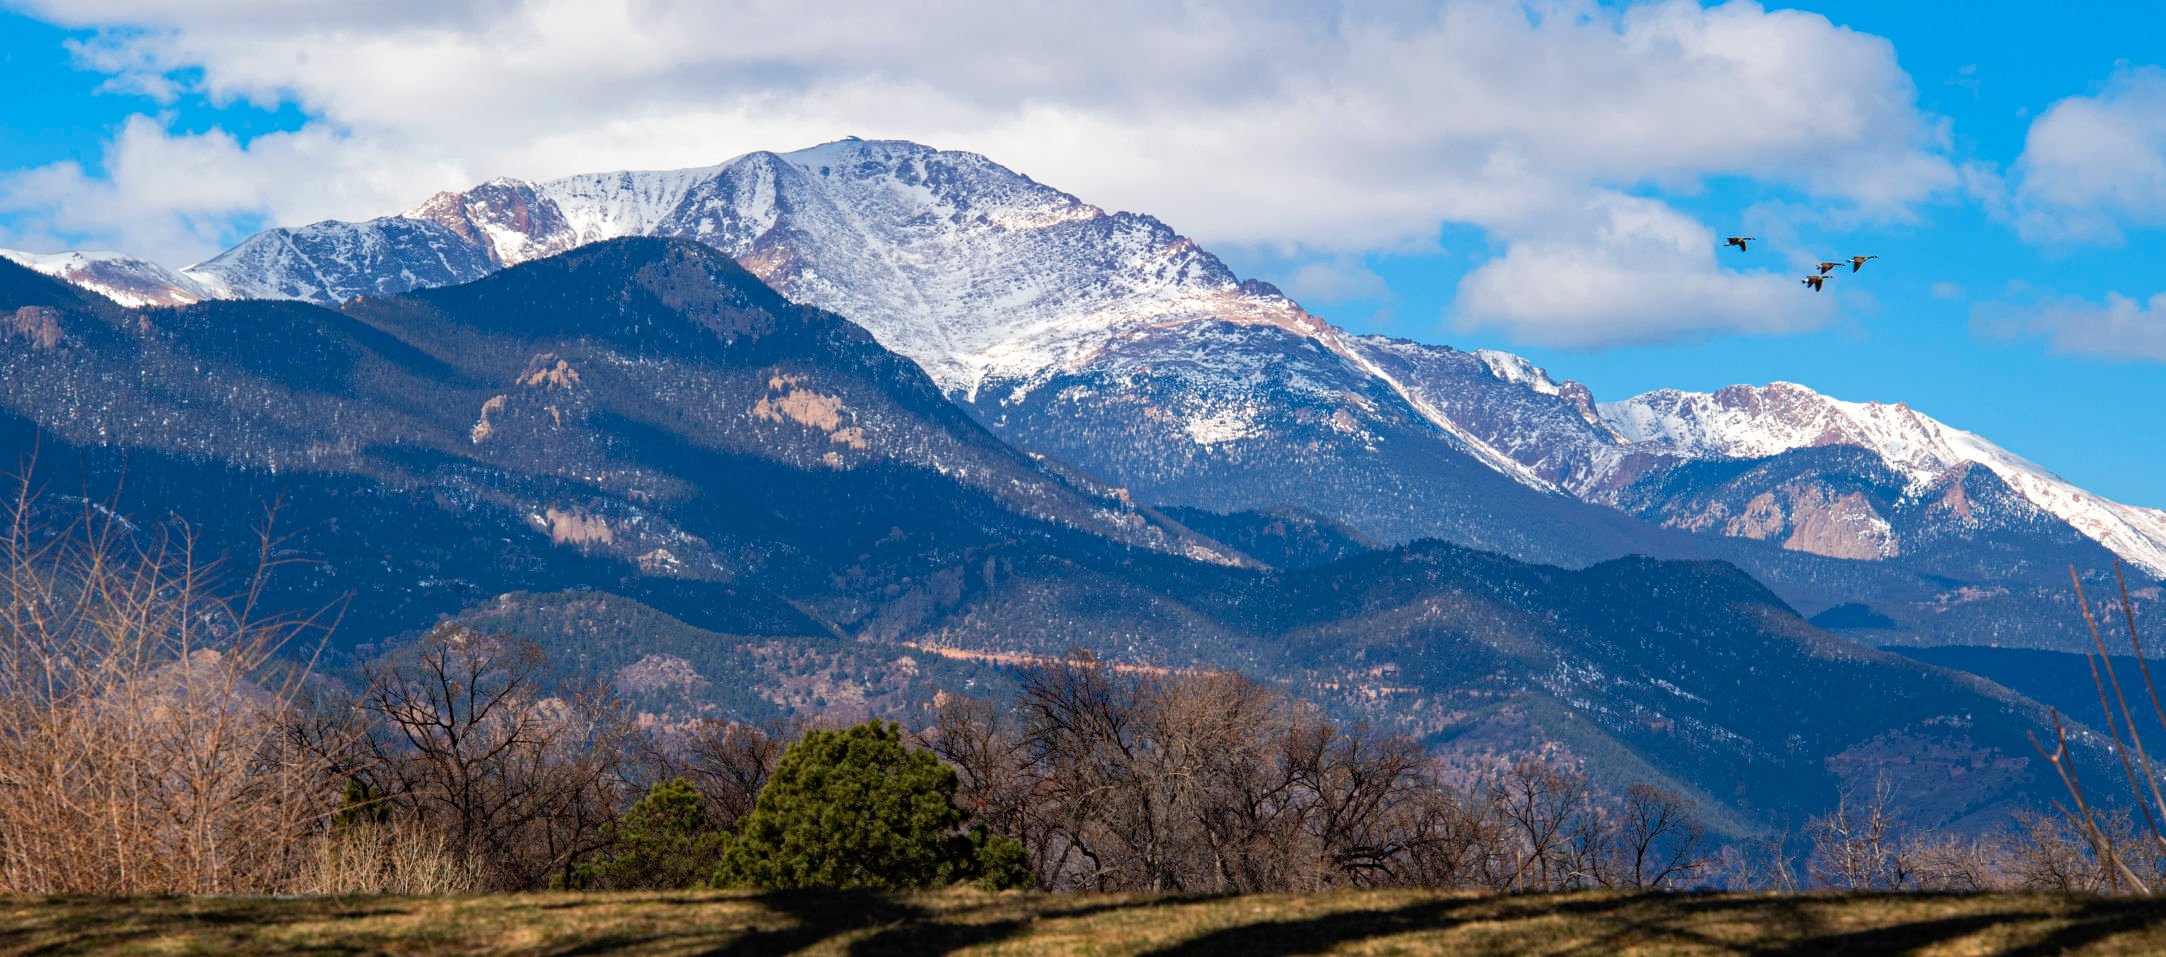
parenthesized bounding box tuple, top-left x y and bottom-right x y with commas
(372, 139, 1347, 398)
(1599, 382, 2166, 576)
(14, 139, 1554, 498)
(1605, 382, 2006, 488)
(17, 137, 2166, 578)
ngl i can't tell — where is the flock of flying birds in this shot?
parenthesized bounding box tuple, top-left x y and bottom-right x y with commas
(1723, 236, 1876, 292)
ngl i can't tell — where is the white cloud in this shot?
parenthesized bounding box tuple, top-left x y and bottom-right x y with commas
(7, 0, 1954, 344)
(0, 116, 465, 264)
(1454, 191, 1830, 346)
(2008, 67, 2166, 244)
(1279, 256, 1394, 306)
(1978, 291, 2166, 362)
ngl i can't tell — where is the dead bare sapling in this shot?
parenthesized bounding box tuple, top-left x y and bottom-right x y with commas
(0, 475, 337, 894)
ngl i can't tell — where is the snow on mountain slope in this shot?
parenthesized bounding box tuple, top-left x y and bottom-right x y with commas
(0, 249, 207, 307)
(397, 141, 1341, 395)
(1601, 383, 2166, 576)
(1351, 345, 2166, 574)
(464, 142, 1555, 486)
(1347, 336, 1621, 493)
(17, 137, 2162, 575)
(183, 216, 496, 301)
(138, 138, 1550, 488)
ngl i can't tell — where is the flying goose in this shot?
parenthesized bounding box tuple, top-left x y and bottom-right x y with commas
(1725, 236, 1755, 252)
(1848, 255, 1879, 272)
(1802, 275, 1826, 292)
(1815, 262, 1840, 275)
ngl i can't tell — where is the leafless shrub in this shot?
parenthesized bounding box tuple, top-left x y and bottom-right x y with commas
(292, 822, 478, 895)
(1807, 777, 1906, 890)
(1999, 809, 2106, 892)
(1906, 831, 2000, 891)
(0, 474, 337, 895)
(1712, 833, 1796, 894)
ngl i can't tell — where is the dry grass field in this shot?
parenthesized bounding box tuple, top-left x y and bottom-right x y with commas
(6, 888, 2166, 956)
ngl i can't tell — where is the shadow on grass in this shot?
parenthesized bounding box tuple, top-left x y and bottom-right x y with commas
(1983, 897, 2166, 957)
(1135, 892, 2166, 957)
(1137, 896, 1482, 957)
(1135, 893, 1730, 957)
(687, 890, 1188, 957)
(1746, 894, 2166, 957)
(696, 890, 923, 957)
(843, 895, 1184, 957)
(0, 898, 406, 957)
(12, 890, 2166, 956)
(1504, 892, 1747, 955)
(1756, 911, 2025, 957)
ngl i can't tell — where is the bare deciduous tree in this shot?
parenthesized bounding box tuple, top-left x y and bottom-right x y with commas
(1907, 831, 1998, 891)
(929, 657, 1708, 895)
(351, 624, 634, 891)
(1487, 756, 1604, 891)
(1615, 783, 1707, 890)
(667, 718, 791, 832)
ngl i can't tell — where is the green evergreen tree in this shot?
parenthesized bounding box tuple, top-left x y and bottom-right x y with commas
(713, 720, 1027, 890)
(576, 778, 727, 890)
(965, 826, 1033, 891)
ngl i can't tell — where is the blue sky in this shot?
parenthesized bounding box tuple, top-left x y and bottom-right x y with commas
(1244, 1, 2166, 505)
(0, 1, 2162, 504)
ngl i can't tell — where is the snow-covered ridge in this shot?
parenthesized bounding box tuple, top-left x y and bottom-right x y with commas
(377, 140, 1343, 395)
(1599, 383, 2166, 576)
(2, 139, 1548, 488)
(1476, 349, 1563, 397)
(0, 249, 209, 308)
(12, 137, 2165, 575)
(389, 138, 1557, 486)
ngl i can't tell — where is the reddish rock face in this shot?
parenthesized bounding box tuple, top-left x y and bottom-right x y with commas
(406, 180, 578, 268)
(5, 306, 61, 350)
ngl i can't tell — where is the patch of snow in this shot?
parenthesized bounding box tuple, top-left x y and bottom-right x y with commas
(1600, 383, 2166, 576)
(1475, 349, 1562, 396)
(1185, 405, 1263, 446)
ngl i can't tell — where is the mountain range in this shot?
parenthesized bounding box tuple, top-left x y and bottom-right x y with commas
(1, 137, 2154, 832)
(9, 139, 2159, 578)
(9, 138, 2156, 654)
(0, 241, 2093, 836)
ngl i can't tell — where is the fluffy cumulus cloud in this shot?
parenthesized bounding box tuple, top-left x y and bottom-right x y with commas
(5, 0, 1954, 343)
(1979, 291, 2166, 362)
(2007, 67, 2166, 244)
(0, 116, 465, 264)
(1455, 192, 1831, 346)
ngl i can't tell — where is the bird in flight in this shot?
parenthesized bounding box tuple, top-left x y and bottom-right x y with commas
(1725, 236, 1755, 252)
(1815, 262, 1841, 275)
(1801, 275, 1826, 292)
(1848, 255, 1879, 272)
